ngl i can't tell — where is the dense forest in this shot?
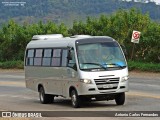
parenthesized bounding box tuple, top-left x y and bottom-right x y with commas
(0, 9, 159, 63)
(0, 0, 160, 26)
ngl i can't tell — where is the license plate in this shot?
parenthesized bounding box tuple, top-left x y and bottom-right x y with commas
(102, 84, 113, 88)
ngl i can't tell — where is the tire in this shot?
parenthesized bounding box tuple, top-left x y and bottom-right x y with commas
(70, 89, 81, 108)
(39, 87, 54, 104)
(115, 92, 125, 105)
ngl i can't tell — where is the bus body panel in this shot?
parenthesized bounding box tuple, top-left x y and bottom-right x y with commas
(25, 66, 78, 98)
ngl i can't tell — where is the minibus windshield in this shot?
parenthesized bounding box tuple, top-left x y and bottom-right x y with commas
(77, 42, 127, 71)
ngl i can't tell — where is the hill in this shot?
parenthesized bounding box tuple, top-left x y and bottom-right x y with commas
(0, 0, 160, 26)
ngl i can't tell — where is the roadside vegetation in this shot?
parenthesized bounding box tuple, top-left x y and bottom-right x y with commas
(0, 8, 159, 71)
(128, 61, 160, 72)
(0, 61, 23, 69)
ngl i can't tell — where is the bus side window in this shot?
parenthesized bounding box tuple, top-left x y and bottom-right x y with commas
(61, 49, 68, 67)
(26, 49, 34, 66)
(68, 49, 77, 71)
(42, 49, 52, 66)
(51, 49, 61, 66)
(34, 49, 43, 66)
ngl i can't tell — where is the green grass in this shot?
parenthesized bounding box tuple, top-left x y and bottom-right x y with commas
(0, 60, 160, 72)
(128, 61, 160, 72)
(0, 60, 24, 69)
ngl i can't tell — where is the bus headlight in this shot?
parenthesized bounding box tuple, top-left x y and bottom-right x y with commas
(80, 79, 92, 84)
(121, 76, 129, 82)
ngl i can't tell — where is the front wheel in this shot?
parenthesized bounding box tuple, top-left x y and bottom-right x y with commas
(115, 92, 125, 105)
(39, 87, 54, 104)
(70, 90, 81, 108)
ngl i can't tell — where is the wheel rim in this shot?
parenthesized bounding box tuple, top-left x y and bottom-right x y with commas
(40, 89, 44, 102)
(71, 92, 76, 106)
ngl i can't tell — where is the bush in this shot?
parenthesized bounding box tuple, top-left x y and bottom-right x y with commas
(0, 61, 23, 69)
(128, 61, 160, 72)
(0, 9, 159, 66)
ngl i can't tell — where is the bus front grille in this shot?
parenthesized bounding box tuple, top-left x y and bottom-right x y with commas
(94, 77, 119, 90)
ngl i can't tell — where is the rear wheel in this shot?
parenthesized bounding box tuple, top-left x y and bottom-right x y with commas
(39, 87, 54, 104)
(115, 92, 125, 105)
(70, 89, 81, 108)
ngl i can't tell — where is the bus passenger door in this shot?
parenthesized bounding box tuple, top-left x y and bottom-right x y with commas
(61, 48, 78, 97)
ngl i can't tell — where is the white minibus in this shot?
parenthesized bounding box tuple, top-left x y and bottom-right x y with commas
(25, 34, 129, 108)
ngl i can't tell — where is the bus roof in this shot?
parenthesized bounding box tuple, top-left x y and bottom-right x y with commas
(26, 35, 115, 49)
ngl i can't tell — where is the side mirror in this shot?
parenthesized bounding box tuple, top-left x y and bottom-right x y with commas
(67, 51, 72, 60)
(67, 47, 73, 60)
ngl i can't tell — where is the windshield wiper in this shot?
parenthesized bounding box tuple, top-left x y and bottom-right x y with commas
(81, 63, 107, 70)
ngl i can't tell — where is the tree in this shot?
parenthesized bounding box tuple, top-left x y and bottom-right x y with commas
(69, 8, 159, 62)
